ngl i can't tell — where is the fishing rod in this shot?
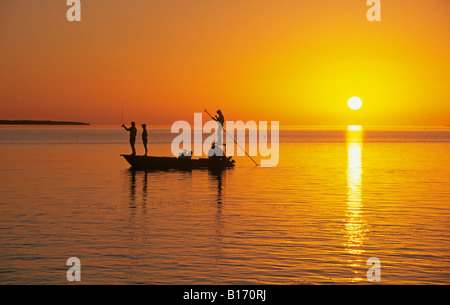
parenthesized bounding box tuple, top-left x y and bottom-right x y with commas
(204, 109, 259, 167)
(121, 104, 125, 126)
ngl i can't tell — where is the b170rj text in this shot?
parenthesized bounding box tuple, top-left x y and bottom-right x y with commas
(183, 289, 266, 302)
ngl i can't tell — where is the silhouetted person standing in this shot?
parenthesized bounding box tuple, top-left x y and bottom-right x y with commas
(141, 123, 148, 156)
(122, 121, 137, 155)
(214, 110, 225, 149)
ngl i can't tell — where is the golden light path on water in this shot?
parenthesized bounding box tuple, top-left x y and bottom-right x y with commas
(345, 125, 367, 282)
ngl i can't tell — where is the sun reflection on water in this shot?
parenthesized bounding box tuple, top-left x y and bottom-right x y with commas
(345, 126, 368, 281)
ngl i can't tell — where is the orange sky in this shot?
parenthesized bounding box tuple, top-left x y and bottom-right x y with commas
(0, 0, 449, 125)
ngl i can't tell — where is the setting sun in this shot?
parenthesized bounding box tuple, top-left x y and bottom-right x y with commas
(348, 97, 363, 110)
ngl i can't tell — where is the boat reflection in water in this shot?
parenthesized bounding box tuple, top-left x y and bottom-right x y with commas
(208, 169, 226, 262)
(345, 125, 368, 282)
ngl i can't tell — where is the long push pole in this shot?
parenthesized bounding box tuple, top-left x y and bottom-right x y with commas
(204, 109, 258, 167)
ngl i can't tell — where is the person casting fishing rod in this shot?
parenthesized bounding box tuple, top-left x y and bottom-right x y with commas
(122, 121, 137, 155)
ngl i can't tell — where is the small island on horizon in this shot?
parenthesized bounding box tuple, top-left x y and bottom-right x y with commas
(0, 120, 90, 125)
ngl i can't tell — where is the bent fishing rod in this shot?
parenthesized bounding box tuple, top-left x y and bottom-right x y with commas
(204, 109, 259, 167)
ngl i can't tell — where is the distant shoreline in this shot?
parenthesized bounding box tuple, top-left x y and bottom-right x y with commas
(0, 120, 90, 125)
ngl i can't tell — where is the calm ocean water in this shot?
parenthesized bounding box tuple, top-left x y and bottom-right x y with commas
(0, 126, 449, 284)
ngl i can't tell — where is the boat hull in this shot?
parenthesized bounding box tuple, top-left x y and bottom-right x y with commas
(121, 154, 235, 170)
